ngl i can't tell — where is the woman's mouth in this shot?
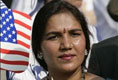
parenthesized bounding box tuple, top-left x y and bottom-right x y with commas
(58, 54, 76, 61)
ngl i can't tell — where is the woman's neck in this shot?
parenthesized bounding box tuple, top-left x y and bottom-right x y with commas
(48, 67, 84, 80)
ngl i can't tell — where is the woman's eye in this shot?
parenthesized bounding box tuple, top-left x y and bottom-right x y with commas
(47, 35, 58, 40)
(71, 33, 81, 37)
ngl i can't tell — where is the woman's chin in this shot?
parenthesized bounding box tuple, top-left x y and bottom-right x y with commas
(58, 64, 80, 73)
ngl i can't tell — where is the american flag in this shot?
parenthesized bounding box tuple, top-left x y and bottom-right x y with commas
(0, 0, 32, 73)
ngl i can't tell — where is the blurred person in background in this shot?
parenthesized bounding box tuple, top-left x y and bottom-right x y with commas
(11, 0, 44, 20)
(2, 0, 13, 8)
(88, 35, 118, 80)
(88, 0, 118, 79)
(93, 0, 118, 41)
(107, 0, 118, 21)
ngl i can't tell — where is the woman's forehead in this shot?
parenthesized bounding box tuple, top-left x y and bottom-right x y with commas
(46, 12, 81, 29)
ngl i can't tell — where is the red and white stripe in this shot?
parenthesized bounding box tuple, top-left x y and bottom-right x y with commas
(0, 9, 32, 73)
(13, 10, 32, 49)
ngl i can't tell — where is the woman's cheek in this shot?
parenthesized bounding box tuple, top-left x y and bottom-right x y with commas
(73, 38, 81, 45)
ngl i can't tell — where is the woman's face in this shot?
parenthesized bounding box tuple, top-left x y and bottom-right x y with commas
(41, 12, 86, 73)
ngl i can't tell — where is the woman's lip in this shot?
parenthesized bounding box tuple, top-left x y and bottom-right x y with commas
(58, 54, 76, 60)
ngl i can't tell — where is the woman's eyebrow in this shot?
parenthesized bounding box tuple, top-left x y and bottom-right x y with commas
(69, 29, 82, 32)
(46, 29, 82, 36)
(46, 32, 61, 36)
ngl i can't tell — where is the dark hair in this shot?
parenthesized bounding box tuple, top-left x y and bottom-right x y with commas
(32, 0, 90, 70)
(44, 0, 47, 4)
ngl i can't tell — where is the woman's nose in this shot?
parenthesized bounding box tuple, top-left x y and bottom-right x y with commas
(59, 36, 73, 51)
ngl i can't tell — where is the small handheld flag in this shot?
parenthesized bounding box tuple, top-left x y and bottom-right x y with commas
(0, 0, 32, 73)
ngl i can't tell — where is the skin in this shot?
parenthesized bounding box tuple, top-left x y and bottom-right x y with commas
(41, 12, 86, 80)
(85, 73, 105, 80)
(64, 0, 83, 8)
(47, 0, 83, 8)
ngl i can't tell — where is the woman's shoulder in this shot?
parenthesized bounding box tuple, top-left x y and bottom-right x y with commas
(85, 72, 105, 80)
